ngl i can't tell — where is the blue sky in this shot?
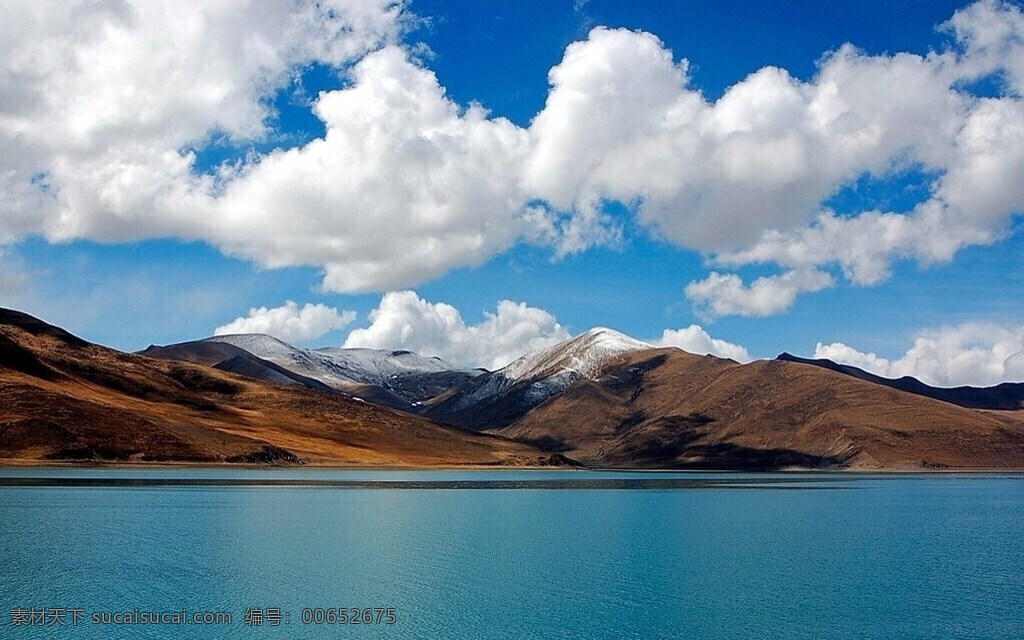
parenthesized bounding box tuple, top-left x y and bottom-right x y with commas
(1, 0, 1022, 385)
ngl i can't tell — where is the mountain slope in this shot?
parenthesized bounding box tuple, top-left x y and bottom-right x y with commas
(142, 335, 480, 410)
(777, 352, 1024, 410)
(0, 308, 569, 467)
(500, 327, 651, 381)
(424, 328, 651, 430)
(497, 348, 1024, 470)
(138, 340, 334, 391)
(23, 312, 1024, 470)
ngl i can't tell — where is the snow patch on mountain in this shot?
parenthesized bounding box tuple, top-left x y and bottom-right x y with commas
(501, 327, 651, 382)
(429, 328, 652, 420)
(204, 334, 469, 388)
(315, 347, 459, 379)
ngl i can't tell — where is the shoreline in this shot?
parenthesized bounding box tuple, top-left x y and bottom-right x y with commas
(2, 459, 1024, 474)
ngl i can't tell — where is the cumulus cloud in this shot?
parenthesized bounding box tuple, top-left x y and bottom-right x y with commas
(0, 0, 404, 242)
(525, 1, 1024, 315)
(1, 0, 1023, 309)
(684, 269, 833, 318)
(343, 291, 571, 369)
(814, 323, 1024, 387)
(713, 95, 1024, 289)
(522, 24, 972, 255)
(947, 0, 1024, 94)
(215, 301, 355, 343)
(208, 46, 536, 292)
(813, 342, 899, 375)
(655, 325, 751, 362)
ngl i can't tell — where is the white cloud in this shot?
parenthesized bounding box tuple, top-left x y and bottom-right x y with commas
(346, 292, 756, 369)
(343, 291, 571, 370)
(0, 0, 406, 250)
(524, 28, 968, 253)
(208, 46, 534, 292)
(1, 0, 1023, 309)
(813, 342, 895, 374)
(714, 95, 1024, 289)
(215, 300, 355, 343)
(814, 322, 1024, 387)
(684, 269, 833, 318)
(946, 0, 1024, 94)
(655, 325, 751, 362)
(525, 3, 1024, 315)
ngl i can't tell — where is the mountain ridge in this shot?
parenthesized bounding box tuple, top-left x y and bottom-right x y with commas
(10, 308, 1024, 470)
(144, 327, 1024, 414)
(776, 352, 1024, 410)
(0, 308, 569, 467)
(422, 328, 653, 431)
(141, 334, 481, 411)
(496, 348, 1024, 469)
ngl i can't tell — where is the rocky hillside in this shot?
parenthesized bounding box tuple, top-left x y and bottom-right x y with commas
(496, 348, 1024, 469)
(0, 308, 568, 467)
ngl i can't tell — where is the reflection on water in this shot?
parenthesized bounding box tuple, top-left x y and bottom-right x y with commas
(1, 469, 1022, 639)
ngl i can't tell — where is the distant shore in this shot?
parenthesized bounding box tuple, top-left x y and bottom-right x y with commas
(3, 459, 1023, 474)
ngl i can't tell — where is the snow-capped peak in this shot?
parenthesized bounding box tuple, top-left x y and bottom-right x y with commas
(313, 347, 459, 376)
(577, 327, 650, 347)
(204, 334, 299, 359)
(203, 334, 468, 388)
(501, 327, 650, 382)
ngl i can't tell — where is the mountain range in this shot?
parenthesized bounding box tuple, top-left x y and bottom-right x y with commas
(140, 334, 481, 412)
(0, 308, 567, 467)
(776, 352, 1024, 411)
(3, 307, 1024, 469)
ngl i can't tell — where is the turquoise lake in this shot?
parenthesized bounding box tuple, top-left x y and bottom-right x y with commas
(1, 469, 1022, 639)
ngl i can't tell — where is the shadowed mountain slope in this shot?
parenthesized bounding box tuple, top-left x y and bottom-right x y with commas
(424, 328, 651, 430)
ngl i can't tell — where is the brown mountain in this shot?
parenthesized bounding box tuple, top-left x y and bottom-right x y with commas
(776, 352, 1024, 410)
(6, 310, 1022, 470)
(0, 308, 568, 467)
(494, 347, 1024, 470)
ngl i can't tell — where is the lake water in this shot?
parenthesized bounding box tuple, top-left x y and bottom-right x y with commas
(1, 469, 1022, 639)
